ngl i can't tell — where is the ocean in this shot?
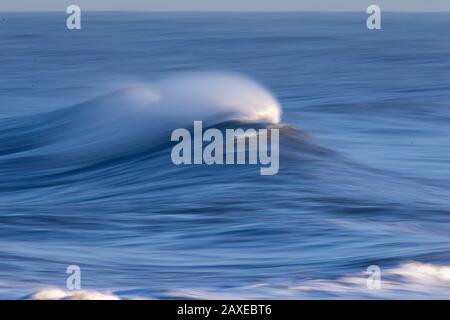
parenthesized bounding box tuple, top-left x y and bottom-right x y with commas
(0, 12, 450, 299)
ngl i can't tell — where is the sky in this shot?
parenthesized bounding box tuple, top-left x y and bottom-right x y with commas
(1, 0, 449, 12)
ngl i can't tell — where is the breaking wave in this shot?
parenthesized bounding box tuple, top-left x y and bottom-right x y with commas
(0, 72, 280, 166)
(29, 262, 450, 300)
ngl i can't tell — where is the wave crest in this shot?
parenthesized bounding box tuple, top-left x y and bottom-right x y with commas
(0, 72, 281, 171)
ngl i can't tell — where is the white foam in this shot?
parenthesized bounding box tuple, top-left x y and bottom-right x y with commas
(32, 288, 120, 300)
(166, 262, 450, 299)
(30, 262, 449, 299)
(390, 262, 450, 282)
(288, 262, 450, 299)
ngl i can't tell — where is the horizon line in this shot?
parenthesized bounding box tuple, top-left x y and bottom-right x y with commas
(1, 9, 450, 13)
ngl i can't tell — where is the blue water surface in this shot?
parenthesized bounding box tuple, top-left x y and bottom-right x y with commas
(0, 12, 450, 299)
